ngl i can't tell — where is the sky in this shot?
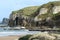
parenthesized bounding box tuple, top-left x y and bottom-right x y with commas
(0, 0, 59, 21)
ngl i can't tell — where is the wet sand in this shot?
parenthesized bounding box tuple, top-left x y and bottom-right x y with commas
(0, 35, 23, 40)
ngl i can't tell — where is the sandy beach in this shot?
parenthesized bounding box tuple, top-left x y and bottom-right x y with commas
(0, 35, 22, 40)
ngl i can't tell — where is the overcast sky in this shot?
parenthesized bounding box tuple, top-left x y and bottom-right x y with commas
(0, 0, 59, 21)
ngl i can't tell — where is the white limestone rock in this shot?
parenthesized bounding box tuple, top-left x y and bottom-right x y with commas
(39, 8, 48, 15)
(53, 6, 60, 14)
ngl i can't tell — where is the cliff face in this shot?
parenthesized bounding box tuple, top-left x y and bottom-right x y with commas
(9, 6, 39, 20)
(10, 1, 60, 20)
(9, 1, 60, 29)
(35, 6, 60, 20)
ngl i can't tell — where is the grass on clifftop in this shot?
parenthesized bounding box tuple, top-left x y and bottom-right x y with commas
(11, 1, 60, 19)
(41, 1, 60, 8)
(12, 6, 39, 16)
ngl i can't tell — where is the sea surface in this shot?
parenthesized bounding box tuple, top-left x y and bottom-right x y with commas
(0, 27, 40, 36)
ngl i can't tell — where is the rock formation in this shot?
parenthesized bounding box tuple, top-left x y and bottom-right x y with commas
(9, 1, 60, 29)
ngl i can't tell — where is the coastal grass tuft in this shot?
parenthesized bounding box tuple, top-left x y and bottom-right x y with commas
(18, 35, 32, 40)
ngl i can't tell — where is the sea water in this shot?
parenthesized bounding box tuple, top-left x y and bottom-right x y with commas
(0, 28, 40, 36)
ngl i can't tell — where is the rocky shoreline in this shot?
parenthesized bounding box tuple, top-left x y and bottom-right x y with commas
(18, 32, 60, 40)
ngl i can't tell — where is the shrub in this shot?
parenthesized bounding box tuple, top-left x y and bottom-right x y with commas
(18, 35, 32, 40)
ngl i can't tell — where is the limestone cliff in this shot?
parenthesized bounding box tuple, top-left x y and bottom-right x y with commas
(9, 1, 60, 20)
(9, 1, 60, 29)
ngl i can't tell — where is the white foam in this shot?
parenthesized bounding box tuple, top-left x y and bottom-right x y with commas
(0, 31, 40, 36)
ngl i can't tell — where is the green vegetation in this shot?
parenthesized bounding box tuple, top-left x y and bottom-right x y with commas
(18, 32, 60, 40)
(9, 1, 60, 29)
(11, 1, 60, 19)
(18, 35, 32, 40)
(52, 12, 60, 20)
(41, 1, 60, 8)
(38, 13, 48, 20)
(12, 6, 39, 17)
